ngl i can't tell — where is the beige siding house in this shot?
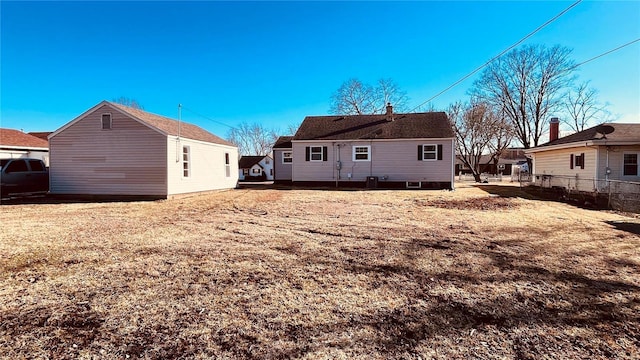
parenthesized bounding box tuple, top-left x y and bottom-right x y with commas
(49, 101, 238, 198)
(288, 105, 456, 189)
(526, 123, 640, 193)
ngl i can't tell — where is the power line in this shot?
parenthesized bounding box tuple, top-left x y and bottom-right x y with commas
(569, 38, 640, 70)
(180, 105, 236, 130)
(408, 0, 583, 113)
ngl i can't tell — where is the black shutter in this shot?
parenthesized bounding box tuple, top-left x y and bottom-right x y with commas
(570, 154, 574, 169)
(581, 153, 585, 169)
(418, 145, 423, 160)
(437, 144, 443, 160)
(305, 147, 310, 161)
(323, 146, 328, 161)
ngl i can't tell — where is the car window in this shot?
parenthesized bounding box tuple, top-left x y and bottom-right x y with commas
(5, 160, 28, 173)
(28, 160, 45, 172)
(0, 159, 9, 170)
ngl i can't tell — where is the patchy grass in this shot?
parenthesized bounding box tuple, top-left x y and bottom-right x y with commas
(1, 183, 639, 359)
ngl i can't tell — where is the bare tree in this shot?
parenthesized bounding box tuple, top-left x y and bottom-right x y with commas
(470, 44, 576, 148)
(227, 122, 278, 156)
(112, 97, 144, 109)
(562, 81, 612, 132)
(375, 78, 409, 113)
(329, 78, 409, 115)
(449, 101, 514, 182)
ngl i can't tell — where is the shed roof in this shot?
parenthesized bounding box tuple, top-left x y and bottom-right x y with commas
(293, 112, 453, 141)
(108, 102, 234, 146)
(0, 128, 49, 148)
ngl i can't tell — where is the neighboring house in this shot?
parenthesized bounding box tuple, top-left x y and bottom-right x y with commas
(238, 155, 274, 181)
(287, 104, 456, 189)
(456, 148, 528, 176)
(48, 100, 238, 198)
(525, 119, 640, 194)
(28, 132, 53, 142)
(0, 128, 50, 165)
(272, 136, 293, 183)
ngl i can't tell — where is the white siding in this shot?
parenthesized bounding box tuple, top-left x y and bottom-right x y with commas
(292, 139, 454, 183)
(597, 145, 640, 182)
(531, 145, 597, 192)
(166, 137, 238, 195)
(49, 104, 167, 196)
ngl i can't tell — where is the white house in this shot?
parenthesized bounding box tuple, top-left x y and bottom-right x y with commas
(48, 101, 238, 199)
(238, 155, 274, 181)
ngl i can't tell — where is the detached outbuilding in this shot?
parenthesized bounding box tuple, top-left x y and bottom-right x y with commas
(49, 101, 238, 199)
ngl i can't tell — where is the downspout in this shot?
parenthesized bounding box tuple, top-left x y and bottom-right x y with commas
(369, 140, 373, 177)
(335, 143, 340, 188)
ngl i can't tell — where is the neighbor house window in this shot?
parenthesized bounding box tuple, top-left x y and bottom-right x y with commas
(310, 146, 323, 161)
(252, 168, 261, 174)
(282, 151, 292, 163)
(243, 169, 249, 175)
(182, 146, 190, 177)
(102, 114, 112, 130)
(624, 153, 638, 176)
(418, 144, 443, 161)
(353, 145, 371, 161)
(570, 153, 585, 170)
(225, 153, 231, 177)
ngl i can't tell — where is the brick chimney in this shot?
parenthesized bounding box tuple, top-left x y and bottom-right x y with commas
(549, 117, 560, 142)
(386, 103, 393, 121)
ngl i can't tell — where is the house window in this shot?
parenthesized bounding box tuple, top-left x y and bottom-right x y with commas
(252, 168, 262, 174)
(421, 144, 437, 160)
(225, 153, 231, 177)
(624, 153, 638, 176)
(243, 169, 249, 175)
(571, 153, 585, 170)
(310, 146, 323, 161)
(282, 151, 292, 163)
(265, 158, 270, 164)
(353, 146, 371, 161)
(102, 114, 112, 130)
(182, 146, 190, 177)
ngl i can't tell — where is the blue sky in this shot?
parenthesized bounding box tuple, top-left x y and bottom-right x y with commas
(2, 1, 639, 139)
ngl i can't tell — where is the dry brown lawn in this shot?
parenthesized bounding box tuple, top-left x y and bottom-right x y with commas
(1, 183, 639, 359)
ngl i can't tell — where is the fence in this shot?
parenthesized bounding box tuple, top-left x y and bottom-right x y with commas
(520, 173, 640, 212)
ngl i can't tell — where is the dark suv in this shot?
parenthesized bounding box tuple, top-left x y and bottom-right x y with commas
(0, 158, 49, 198)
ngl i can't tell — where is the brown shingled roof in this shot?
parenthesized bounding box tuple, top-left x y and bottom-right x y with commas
(28, 132, 53, 141)
(293, 112, 453, 140)
(108, 102, 234, 147)
(537, 123, 640, 148)
(273, 136, 293, 149)
(0, 128, 49, 148)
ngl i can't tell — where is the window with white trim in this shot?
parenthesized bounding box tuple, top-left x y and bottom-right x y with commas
(252, 168, 262, 174)
(225, 152, 231, 177)
(182, 146, 190, 177)
(102, 113, 112, 130)
(422, 144, 437, 160)
(310, 146, 323, 161)
(623, 153, 638, 176)
(353, 145, 371, 161)
(282, 151, 292, 163)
